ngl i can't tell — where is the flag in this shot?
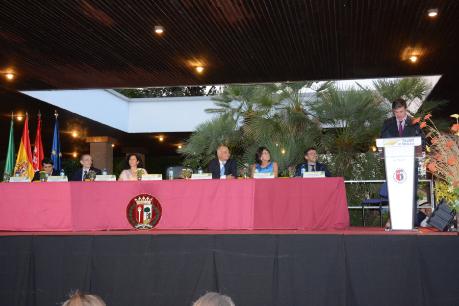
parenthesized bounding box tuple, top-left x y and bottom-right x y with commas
(51, 112, 62, 172)
(3, 113, 15, 177)
(32, 112, 44, 171)
(14, 113, 34, 179)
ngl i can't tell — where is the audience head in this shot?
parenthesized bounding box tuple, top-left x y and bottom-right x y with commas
(304, 147, 318, 163)
(80, 154, 93, 169)
(391, 98, 407, 121)
(216, 145, 231, 162)
(125, 153, 144, 169)
(41, 158, 54, 174)
(255, 146, 271, 164)
(62, 290, 105, 306)
(192, 292, 235, 306)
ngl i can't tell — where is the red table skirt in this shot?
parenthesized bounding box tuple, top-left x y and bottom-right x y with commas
(0, 178, 349, 231)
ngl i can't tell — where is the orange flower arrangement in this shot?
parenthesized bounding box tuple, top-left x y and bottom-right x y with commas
(420, 113, 459, 208)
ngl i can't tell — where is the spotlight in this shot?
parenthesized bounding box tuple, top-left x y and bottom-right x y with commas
(154, 25, 164, 35)
(72, 152, 78, 158)
(16, 114, 23, 121)
(427, 8, 438, 18)
(281, 149, 286, 155)
(4, 73, 15, 81)
(71, 130, 79, 138)
(195, 66, 204, 74)
(158, 136, 164, 142)
(178, 145, 182, 149)
(111, 144, 115, 148)
(409, 55, 418, 63)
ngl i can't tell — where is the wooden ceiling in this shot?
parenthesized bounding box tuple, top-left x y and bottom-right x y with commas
(1, 0, 458, 90)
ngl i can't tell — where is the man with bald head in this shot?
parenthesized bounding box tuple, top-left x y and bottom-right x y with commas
(70, 154, 102, 181)
(207, 145, 238, 179)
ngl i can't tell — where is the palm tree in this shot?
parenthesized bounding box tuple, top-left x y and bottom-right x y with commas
(309, 87, 386, 177)
(180, 114, 242, 169)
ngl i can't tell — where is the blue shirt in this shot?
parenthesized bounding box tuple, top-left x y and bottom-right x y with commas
(255, 162, 274, 173)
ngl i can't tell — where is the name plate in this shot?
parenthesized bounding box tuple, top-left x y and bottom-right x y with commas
(302, 171, 325, 178)
(253, 172, 274, 179)
(142, 174, 162, 181)
(376, 137, 422, 148)
(46, 176, 68, 182)
(95, 175, 116, 182)
(9, 176, 30, 183)
(191, 173, 213, 180)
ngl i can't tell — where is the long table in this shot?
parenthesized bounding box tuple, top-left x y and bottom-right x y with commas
(0, 178, 349, 231)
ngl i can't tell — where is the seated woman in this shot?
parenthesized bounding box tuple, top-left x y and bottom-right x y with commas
(250, 146, 278, 178)
(118, 153, 148, 181)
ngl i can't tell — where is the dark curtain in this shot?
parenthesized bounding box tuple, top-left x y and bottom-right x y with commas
(0, 234, 458, 306)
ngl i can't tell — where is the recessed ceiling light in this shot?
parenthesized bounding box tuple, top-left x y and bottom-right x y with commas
(158, 136, 164, 142)
(72, 152, 78, 158)
(178, 145, 182, 149)
(16, 114, 23, 121)
(154, 25, 164, 35)
(71, 130, 79, 138)
(4, 73, 15, 81)
(195, 66, 204, 73)
(409, 55, 418, 63)
(111, 144, 115, 148)
(427, 8, 438, 18)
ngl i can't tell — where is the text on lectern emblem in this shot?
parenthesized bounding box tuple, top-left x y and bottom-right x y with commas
(393, 168, 407, 184)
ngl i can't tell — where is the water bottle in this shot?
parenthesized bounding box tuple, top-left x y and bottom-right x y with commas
(168, 168, 174, 180)
(102, 168, 108, 175)
(301, 166, 305, 177)
(60, 169, 65, 177)
(197, 166, 203, 174)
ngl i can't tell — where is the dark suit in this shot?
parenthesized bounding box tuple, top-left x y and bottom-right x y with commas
(380, 116, 425, 148)
(70, 167, 102, 181)
(208, 158, 238, 179)
(32, 169, 59, 182)
(294, 162, 331, 177)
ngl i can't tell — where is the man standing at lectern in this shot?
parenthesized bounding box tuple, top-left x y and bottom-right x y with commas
(380, 98, 423, 141)
(380, 98, 425, 228)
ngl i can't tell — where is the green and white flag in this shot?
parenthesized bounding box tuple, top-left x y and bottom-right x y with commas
(4, 114, 15, 177)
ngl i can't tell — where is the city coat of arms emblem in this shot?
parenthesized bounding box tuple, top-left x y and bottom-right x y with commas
(126, 194, 162, 229)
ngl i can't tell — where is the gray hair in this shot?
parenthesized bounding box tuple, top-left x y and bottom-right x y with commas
(193, 292, 235, 306)
(62, 290, 106, 306)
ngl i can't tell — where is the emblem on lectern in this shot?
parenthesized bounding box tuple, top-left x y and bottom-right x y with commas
(126, 194, 162, 229)
(393, 168, 407, 183)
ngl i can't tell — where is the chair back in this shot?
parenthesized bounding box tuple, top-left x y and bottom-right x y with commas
(379, 182, 388, 198)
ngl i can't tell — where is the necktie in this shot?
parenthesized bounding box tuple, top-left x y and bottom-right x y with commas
(220, 165, 225, 177)
(83, 170, 88, 181)
(311, 164, 316, 172)
(398, 120, 404, 136)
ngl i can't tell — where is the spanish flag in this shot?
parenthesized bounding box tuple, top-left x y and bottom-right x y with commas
(14, 113, 34, 180)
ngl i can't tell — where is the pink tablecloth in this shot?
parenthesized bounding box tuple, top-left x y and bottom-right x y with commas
(0, 178, 349, 231)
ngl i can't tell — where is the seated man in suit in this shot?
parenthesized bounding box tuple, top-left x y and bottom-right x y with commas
(207, 145, 238, 179)
(32, 158, 59, 181)
(295, 147, 331, 177)
(70, 154, 101, 181)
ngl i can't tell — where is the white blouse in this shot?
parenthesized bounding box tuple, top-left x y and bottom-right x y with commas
(118, 168, 148, 181)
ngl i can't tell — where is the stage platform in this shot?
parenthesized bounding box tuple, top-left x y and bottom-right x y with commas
(0, 227, 457, 236)
(1, 227, 458, 306)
